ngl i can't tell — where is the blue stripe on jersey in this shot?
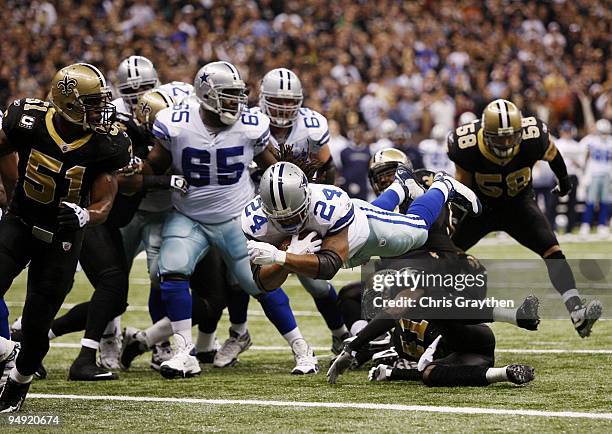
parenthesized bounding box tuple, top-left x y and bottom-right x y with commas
(365, 213, 428, 229)
(328, 204, 355, 235)
(319, 130, 330, 145)
(153, 120, 170, 140)
(359, 206, 424, 221)
(255, 128, 271, 145)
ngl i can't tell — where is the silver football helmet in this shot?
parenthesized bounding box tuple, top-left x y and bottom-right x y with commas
(259, 162, 310, 235)
(116, 56, 160, 107)
(260, 68, 303, 128)
(194, 61, 247, 125)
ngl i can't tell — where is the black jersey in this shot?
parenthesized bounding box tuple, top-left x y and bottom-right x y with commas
(2, 98, 131, 232)
(448, 117, 558, 206)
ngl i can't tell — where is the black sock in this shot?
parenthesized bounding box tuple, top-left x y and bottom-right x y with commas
(423, 365, 489, 387)
(51, 302, 90, 337)
(75, 346, 97, 363)
(347, 315, 395, 352)
(544, 252, 582, 312)
(390, 368, 423, 382)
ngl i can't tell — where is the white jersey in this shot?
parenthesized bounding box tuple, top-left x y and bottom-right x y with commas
(157, 81, 194, 104)
(266, 107, 330, 157)
(242, 183, 369, 263)
(418, 139, 455, 175)
(580, 133, 612, 176)
(154, 104, 270, 224)
(112, 97, 131, 117)
(555, 136, 584, 176)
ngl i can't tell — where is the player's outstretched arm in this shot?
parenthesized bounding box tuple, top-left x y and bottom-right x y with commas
(86, 172, 118, 225)
(253, 144, 277, 170)
(117, 141, 173, 193)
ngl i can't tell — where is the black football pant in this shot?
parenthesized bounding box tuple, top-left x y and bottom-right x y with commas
(51, 223, 129, 345)
(0, 214, 83, 376)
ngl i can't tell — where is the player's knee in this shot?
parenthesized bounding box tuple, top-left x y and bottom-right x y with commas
(98, 267, 129, 294)
(158, 240, 195, 276)
(302, 278, 330, 298)
(421, 364, 437, 386)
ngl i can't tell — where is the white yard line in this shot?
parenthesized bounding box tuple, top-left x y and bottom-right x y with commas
(26, 393, 612, 420)
(46, 342, 612, 354)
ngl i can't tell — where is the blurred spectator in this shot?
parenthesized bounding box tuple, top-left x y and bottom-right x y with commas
(554, 122, 584, 232)
(338, 131, 372, 201)
(579, 119, 612, 236)
(418, 124, 454, 175)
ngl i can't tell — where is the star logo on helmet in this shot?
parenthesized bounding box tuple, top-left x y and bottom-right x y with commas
(57, 75, 78, 96)
(199, 71, 209, 86)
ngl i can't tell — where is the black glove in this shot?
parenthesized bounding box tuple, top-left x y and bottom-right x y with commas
(57, 201, 90, 230)
(551, 176, 573, 197)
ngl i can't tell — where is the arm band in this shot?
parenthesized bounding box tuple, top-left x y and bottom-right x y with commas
(315, 249, 343, 280)
(142, 175, 172, 191)
(548, 151, 568, 180)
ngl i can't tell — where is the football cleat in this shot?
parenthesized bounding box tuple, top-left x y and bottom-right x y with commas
(120, 327, 149, 370)
(159, 344, 201, 379)
(433, 172, 482, 216)
(0, 377, 30, 413)
(516, 295, 540, 331)
(68, 359, 118, 381)
(395, 164, 425, 201)
(213, 329, 252, 368)
(506, 364, 535, 385)
(331, 332, 350, 355)
(571, 299, 603, 338)
(34, 363, 47, 380)
(151, 341, 173, 371)
(371, 347, 399, 367)
(195, 349, 217, 364)
(99, 333, 122, 370)
(0, 341, 20, 388)
(368, 364, 392, 382)
(291, 339, 319, 375)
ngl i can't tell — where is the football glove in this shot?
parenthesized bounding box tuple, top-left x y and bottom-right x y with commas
(287, 231, 322, 255)
(368, 364, 393, 382)
(417, 334, 442, 372)
(58, 201, 90, 230)
(326, 348, 356, 384)
(170, 175, 189, 194)
(551, 175, 573, 197)
(247, 240, 286, 265)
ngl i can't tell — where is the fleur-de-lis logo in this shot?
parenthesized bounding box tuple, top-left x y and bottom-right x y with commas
(57, 75, 77, 96)
(141, 102, 152, 116)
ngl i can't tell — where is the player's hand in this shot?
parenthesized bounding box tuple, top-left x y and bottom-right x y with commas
(170, 175, 189, 194)
(58, 201, 90, 230)
(368, 364, 392, 382)
(551, 176, 573, 197)
(117, 156, 143, 176)
(287, 231, 322, 255)
(327, 349, 356, 384)
(247, 240, 287, 265)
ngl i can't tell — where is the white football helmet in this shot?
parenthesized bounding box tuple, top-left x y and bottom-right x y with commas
(116, 56, 160, 107)
(260, 68, 303, 128)
(259, 162, 310, 235)
(194, 61, 247, 125)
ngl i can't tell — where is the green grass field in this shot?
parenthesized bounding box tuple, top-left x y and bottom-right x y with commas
(2, 241, 611, 432)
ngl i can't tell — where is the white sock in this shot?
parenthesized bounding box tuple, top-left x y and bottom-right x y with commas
(9, 367, 33, 384)
(282, 327, 303, 346)
(350, 320, 368, 336)
(331, 325, 349, 337)
(196, 331, 217, 353)
(230, 322, 247, 336)
(103, 316, 121, 336)
(561, 289, 580, 303)
(430, 180, 450, 201)
(144, 317, 173, 347)
(171, 319, 192, 348)
(493, 307, 518, 326)
(81, 338, 99, 350)
(48, 329, 57, 340)
(0, 336, 11, 360)
(486, 366, 509, 383)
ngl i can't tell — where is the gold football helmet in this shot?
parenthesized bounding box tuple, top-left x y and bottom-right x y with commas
(49, 63, 115, 134)
(134, 90, 175, 130)
(368, 148, 411, 195)
(482, 99, 523, 158)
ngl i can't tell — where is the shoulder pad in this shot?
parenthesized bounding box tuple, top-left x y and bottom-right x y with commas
(241, 196, 270, 239)
(300, 108, 330, 144)
(239, 108, 271, 140)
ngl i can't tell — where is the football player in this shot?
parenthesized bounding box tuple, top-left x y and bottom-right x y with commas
(0, 63, 131, 411)
(247, 68, 348, 353)
(244, 161, 481, 296)
(448, 99, 602, 337)
(134, 61, 317, 377)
